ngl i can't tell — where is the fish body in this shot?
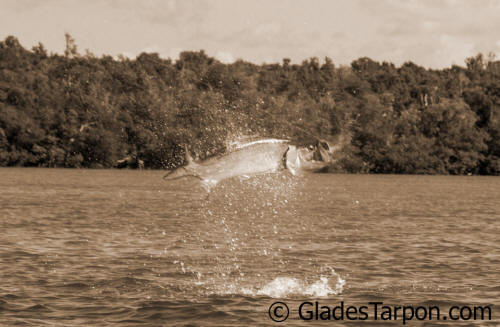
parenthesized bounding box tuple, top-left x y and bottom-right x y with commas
(164, 138, 332, 191)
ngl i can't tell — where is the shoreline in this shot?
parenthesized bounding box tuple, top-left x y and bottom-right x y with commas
(0, 166, 498, 177)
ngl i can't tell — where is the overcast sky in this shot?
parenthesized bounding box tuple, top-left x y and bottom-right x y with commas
(1, 0, 499, 68)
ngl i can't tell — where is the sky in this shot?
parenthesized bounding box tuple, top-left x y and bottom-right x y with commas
(1, 0, 499, 68)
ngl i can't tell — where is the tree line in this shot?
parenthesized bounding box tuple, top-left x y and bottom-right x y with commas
(0, 35, 499, 174)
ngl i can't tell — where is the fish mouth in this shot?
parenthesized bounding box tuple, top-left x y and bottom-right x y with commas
(296, 141, 332, 171)
(299, 158, 329, 171)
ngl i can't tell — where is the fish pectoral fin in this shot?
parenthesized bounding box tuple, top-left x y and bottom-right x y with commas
(284, 145, 300, 176)
(287, 166, 298, 176)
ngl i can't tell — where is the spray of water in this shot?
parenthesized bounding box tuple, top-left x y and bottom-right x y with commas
(166, 133, 345, 298)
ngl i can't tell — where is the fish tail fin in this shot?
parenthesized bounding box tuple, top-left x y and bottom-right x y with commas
(163, 146, 201, 181)
(184, 144, 195, 165)
(163, 166, 199, 181)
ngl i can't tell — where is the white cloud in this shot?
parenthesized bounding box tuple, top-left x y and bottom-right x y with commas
(142, 44, 162, 54)
(215, 51, 235, 63)
(1, 0, 499, 68)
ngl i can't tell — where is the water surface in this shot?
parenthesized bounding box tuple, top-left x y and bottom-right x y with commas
(0, 168, 498, 326)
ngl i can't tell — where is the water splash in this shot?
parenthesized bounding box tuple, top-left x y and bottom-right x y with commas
(226, 136, 289, 152)
(210, 268, 345, 298)
(173, 157, 346, 300)
(256, 273, 345, 298)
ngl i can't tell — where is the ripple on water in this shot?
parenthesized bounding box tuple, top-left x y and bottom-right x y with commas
(0, 169, 498, 326)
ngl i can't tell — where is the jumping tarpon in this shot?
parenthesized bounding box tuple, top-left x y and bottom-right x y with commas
(163, 138, 333, 191)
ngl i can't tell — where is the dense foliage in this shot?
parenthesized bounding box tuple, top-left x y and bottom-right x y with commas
(0, 35, 499, 174)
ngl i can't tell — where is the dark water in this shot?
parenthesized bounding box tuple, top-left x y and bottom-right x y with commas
(0, 168, 498, 326)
